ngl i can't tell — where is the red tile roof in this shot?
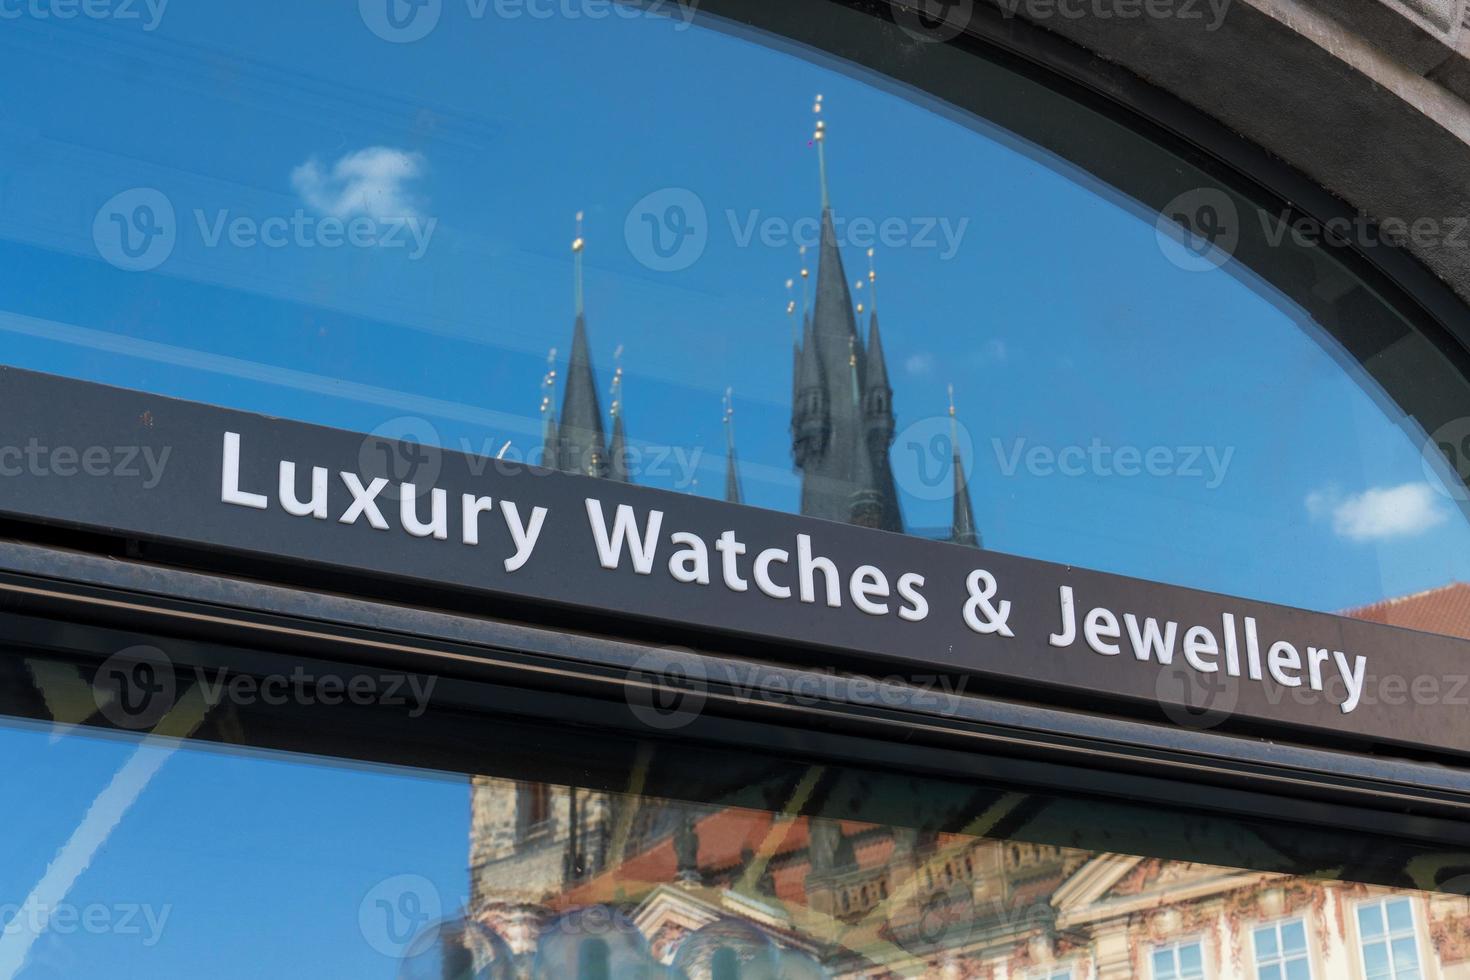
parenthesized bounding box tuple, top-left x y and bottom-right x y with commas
(1343, 582, 1470, 640)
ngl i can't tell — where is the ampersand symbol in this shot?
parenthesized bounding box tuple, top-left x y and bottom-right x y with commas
(963, 569, 1014, 637)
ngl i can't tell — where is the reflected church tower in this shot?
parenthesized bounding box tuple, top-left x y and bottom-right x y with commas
(789, 95, 905, 533)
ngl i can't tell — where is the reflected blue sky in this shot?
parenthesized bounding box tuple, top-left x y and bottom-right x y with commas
(1, 5, 1466, 614)
(1, 6, 1469, 975)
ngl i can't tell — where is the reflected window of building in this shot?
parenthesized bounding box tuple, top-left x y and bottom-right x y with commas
(1252, 918, 1311, 980)
(1152, 940, 1206, 980)
(1357, 898, 1422, 979)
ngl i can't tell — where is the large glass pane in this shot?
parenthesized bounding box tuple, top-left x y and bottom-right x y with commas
(4, 639, 1469, 978)
(4, 2, 1470, 637)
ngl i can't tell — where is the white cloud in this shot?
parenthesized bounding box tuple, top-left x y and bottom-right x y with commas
(290, 146, 426, 221)
(1306, 482, 1447, 542)
(904, 352, 934, 377)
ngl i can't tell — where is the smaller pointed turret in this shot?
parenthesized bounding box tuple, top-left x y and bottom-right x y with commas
(555, 212, 609, 478)
(723, 388, 742, 505)
(539, 347, 559, 472)
(608, 346, 630, 483)
(949, 385, 980, 548)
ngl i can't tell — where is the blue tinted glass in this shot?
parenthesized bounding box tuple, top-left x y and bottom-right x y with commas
(1259, 965, 1282, 980)
(1285, 958, 1311, 980)
(1391, 936, 1420, 970)
(1282, 920, 1307, 953)
(1360, 904, 1386, 938)
(3, 0, 1470, 630)
(1179, 943, 1203, 976)
(1154, 950, 1177, 979)
(1256, 925, 1279, 957)
(1363, 941, 1391, 979)
(1387, 899, 1414, 933)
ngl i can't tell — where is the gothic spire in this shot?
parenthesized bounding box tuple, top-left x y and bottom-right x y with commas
(723, 388, 742, 505)
(949, 385, 980, 548)
(539, 347, 559, 472)
(864, 249, 891, 395)
(608, 346, 630, 483)
(556, 213, 608, 477)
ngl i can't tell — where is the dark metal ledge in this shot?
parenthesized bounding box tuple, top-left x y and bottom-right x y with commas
(0, 538, 1466, 849)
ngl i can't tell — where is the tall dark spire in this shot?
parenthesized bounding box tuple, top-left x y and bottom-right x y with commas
(949, 385, 980, 548)
(555, 213, 609, 478)
(723, 388, 742, 505)
(791, 97, 903, 533)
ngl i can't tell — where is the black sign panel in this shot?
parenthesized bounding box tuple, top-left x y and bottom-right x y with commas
(0, 367, 1466, 756)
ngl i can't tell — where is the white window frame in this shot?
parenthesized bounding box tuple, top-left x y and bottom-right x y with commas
(1355, 896, 1422, 980)
(1250, 915, 1312, 980)
(1149, 937, 1207, 980)
(1029, 968, 1073, 980)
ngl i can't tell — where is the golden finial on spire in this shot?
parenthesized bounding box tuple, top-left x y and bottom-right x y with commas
(609, 344, 625, 420)
(848, 335, 860, 406)
(798, 244, 810, 322)
(812, 95, 830, 209)
(572, 210, 586, 316)
(867, 247, 878, 312)
(540, 347, 559, 417)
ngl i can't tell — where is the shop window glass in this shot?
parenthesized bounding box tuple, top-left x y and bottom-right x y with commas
(1358, 898, 1423, 979)
(1253, 918, 1311, 980)
(3, 1, 1470, 638)
(1153, 940, 1206, 980)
